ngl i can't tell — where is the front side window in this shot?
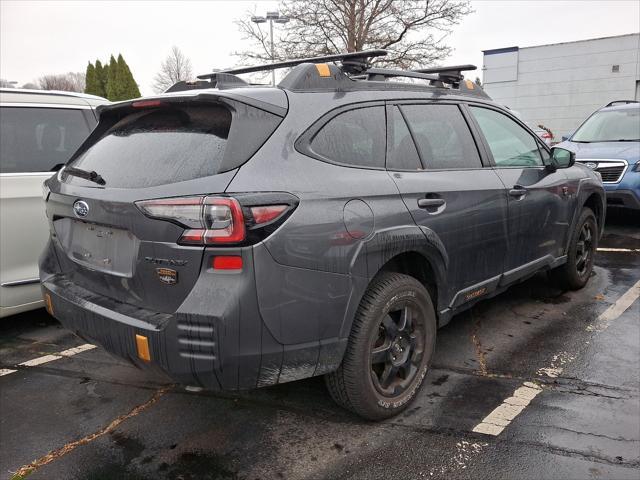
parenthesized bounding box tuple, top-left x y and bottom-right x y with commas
(571, 107, 640, 142)
(310, 106, 386, 168)
(400, 104, 482, 169)
(0, 107, 93, 173)
(470, 106, 543, 167)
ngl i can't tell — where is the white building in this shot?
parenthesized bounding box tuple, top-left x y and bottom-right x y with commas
(482, 33, 640, 139)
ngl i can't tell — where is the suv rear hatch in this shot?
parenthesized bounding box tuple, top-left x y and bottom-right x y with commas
(45, 92, 286, 313)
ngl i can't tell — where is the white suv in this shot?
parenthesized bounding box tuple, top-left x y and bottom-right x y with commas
(0, 89, 107, 317)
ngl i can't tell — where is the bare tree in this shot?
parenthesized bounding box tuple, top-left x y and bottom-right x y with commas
(153, 46, 193, 93)
(235, 0, 471, 69)
(37, 72, 85, 92)
(21, 82, 40, 90)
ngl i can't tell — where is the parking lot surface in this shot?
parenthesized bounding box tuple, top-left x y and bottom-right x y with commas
(1, 210, 638, 480)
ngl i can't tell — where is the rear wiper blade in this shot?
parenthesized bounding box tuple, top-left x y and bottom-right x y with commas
(64, 166, 106, 185)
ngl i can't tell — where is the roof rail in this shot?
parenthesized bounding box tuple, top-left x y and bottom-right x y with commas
(198, 49, 388, 79)
(604, 100, 639, 107)
(0, 87, 107, 101)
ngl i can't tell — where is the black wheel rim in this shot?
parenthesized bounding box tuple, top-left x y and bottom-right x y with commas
(369, 303, 425, 397)
(576, 222, 594, 277)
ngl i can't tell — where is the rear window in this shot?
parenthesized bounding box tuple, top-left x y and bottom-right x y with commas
(66, 102, 281, 188)
(0, 107, 93, 173)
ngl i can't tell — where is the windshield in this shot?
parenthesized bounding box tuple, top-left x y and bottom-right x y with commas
(572, 107, 640, 142)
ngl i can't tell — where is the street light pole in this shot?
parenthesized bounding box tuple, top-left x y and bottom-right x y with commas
(251, 11, 289, 86)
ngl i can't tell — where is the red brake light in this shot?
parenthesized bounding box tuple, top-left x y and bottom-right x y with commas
(250, 205, 288, 224)
(212, 256, 243, 270)
(132, 100, 165, 108)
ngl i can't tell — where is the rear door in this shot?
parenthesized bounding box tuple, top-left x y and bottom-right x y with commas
(45, 97, 283, 313)
(387, 101, 509, 309)
(0, 104, 94, 311)
(467, 105, 571, 278)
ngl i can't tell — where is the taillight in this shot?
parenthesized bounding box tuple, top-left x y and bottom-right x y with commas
(136, 196, 245, 245)
(135, 193, 298, 246)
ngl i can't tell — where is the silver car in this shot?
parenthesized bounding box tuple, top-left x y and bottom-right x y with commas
(0, 89, 106, 317)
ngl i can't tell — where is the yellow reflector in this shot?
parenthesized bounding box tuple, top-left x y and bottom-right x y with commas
(44, 293, 53, 315)
(315, 63, 331, 77)
(135, 334, 151, 362)
(465, 79, 475, 89)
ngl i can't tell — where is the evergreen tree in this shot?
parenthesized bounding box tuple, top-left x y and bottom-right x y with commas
(106, 55, 121, 100)
(117, 54, 140, 99)
(94, 60, 108, 98)
(84, 62, 97, 95)
(86, 54, 140, 101)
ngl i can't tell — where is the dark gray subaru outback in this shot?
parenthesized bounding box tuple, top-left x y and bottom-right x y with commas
(40, 51, 605, 420)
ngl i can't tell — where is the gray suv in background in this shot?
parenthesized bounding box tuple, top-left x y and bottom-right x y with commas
(40, 51, 605, 420)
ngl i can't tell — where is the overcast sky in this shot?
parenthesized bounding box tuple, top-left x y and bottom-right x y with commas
(1, 0, 639, 95)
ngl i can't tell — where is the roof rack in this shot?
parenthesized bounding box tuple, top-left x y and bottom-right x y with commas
(604, 100, 639, 107)
(183, 51, 488, 98)
(197, 49, 388, 79)
(413, 64, 477, 87)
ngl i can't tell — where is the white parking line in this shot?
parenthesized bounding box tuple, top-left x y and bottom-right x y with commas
(0, 344, 97, 377)
(597, 247, 639, 253)
(587, 280, 640, 333)
(472, 382, 542, 436)
(473, 280, 640, 437)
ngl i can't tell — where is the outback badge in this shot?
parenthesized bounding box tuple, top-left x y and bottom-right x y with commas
(156, 268, 178, 285)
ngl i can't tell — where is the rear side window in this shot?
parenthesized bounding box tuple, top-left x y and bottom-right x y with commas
(67, 102, 281, 188)
(0, 107, 93, 173)
(387, 106, 422, 170)
(400, 104, 482, 170)
(470, 106, 543, 167)
(310, 106, 386, 169)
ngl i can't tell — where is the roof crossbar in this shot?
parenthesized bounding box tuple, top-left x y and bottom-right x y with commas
(198, 49, 388, 79)
(413, 64, 477, 87)
(364, 68, 440, 82)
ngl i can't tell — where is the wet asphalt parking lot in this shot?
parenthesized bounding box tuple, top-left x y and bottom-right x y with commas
(1, 209, 638, 480)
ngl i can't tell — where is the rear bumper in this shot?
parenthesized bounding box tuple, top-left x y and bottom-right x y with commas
(39, 241, 347, 390)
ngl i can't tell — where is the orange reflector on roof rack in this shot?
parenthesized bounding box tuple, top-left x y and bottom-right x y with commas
(315, 64, 331, 77)
(136, 334, 151, 362)
(465, 79, 475, 89)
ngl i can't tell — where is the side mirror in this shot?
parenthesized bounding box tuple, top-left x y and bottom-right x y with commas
(550, 147, 575, 169)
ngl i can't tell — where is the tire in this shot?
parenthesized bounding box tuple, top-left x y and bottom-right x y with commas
(548, 207, 598, 290)
(325, 272, 436, 420)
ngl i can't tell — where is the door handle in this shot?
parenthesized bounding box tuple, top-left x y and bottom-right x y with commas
(417, 198, 446, 208)
(508, 186, 527, 199)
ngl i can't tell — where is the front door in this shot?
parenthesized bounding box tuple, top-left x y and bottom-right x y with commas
(386, 102, 509, 309)
(467, 105, 572, 279)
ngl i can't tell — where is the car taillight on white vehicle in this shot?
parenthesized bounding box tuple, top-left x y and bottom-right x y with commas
(136, 194, 296, 246)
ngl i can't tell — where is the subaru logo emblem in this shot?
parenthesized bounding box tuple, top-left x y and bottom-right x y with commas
(585, 162, 598, 170)
(73, 200, 89, 217)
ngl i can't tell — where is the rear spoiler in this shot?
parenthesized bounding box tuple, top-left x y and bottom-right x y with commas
(95, 90, 288, 119)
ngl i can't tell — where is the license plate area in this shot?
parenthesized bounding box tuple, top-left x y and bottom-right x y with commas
(54, 218, 140, 277)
